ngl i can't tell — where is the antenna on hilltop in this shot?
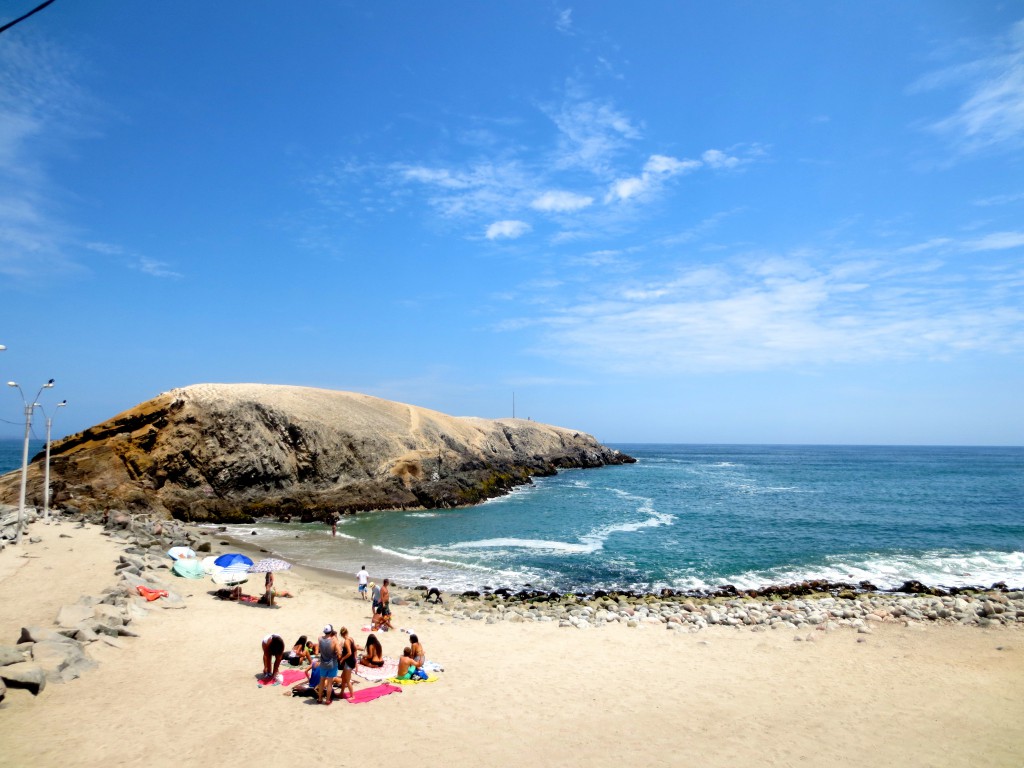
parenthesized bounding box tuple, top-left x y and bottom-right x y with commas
(512, 391, 515, 419)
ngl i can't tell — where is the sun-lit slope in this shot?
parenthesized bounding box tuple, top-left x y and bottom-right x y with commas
(0, 383, 633, 522)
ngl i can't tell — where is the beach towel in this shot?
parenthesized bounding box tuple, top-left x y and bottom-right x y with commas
(387, 673, 438, 685)
(355, 657, 399, 682)
(345, 683, 402, 704)
(257, 668, 307, 687)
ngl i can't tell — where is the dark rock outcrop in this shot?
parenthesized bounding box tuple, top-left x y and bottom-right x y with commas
(0, 383, 634, 523)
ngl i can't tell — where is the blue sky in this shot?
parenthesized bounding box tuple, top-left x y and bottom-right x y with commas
(1, 2, 1022, 445)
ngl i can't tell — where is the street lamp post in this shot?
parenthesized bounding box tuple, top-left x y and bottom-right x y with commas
(41, 399, 67, 522)
(7, 379, 55, 544)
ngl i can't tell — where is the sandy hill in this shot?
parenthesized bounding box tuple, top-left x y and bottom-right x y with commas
(0, 383, 633, 522)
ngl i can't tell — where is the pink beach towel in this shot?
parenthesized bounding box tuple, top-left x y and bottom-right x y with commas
(345, 683, 401, 704)
(257, 668, 307, 687)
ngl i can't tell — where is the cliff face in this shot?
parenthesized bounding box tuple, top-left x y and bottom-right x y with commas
(0, 384, 634, 523)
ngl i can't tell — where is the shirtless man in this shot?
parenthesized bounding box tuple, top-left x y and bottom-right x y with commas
(397, 647, 418, 680)
(378, 578, 393, 630)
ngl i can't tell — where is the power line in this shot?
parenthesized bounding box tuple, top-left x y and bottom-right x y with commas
(0, 0, 58, 36)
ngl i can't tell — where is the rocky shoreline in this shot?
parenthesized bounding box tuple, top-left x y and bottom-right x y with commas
(432, 583, 1024, 633)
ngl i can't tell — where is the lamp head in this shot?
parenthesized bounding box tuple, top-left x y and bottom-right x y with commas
(0, 344, 6, 351)
(58, 400, 67, 407)
(44, 379, 54, 388)
(7, 381, 16, 387)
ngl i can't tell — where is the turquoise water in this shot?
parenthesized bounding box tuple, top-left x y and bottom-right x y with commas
(210, 444, 1024, 593)
(5, 440, 1020, 592)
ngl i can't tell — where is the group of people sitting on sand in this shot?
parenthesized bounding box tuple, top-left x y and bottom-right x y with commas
(260, 624, 428, 704)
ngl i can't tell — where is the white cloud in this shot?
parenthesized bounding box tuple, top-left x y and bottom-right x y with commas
(606, 176, 646, 202)
(486, 220, 531, 240)
(530, 190, 593, 212)
(0, 39, 87, 281)
(395, 160, 534, 219)
(512, 244, 1024, 374)
(605, 152, 702, 203)
(555, 9, 573, 34)
(136, 257, 182, 279)
(547, 89, 641, 175)
(920, 19, 1024, 153)
(701, 148, 742, 169)
(964, 231, 1024, 251)
(974, 191, 1024, 206)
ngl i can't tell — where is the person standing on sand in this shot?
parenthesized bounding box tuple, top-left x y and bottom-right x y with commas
(338, 626, 358, 700)
(357, 565, 369, 600)
(370, 581, 381, 615)
(316, 625, 341, 705)
(264, 571, 275, 607)
(379, 578, 393, 630)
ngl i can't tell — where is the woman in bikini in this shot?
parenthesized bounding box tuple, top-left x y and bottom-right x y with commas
(337, 626, 358, 700)
(360, 633, 384, 667)
(283, 635, 311, 666)
(409, 633, 425, 669)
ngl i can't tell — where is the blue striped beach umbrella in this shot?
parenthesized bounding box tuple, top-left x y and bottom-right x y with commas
(214, 553, 254, 568)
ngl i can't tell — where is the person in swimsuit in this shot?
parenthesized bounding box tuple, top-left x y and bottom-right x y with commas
(316, 624, 341, 705)
(261, 634, 286, 681)
(359, 633, 384, 667)
(337, 626, 358, 700)
(396, 647, 418, 680)
(283, 635, 311, 666)
(409, 634, 425, 668)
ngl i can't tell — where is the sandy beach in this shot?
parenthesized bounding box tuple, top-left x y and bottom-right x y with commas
(1, 518, 1023, 768)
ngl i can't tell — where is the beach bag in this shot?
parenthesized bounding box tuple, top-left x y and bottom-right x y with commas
(413, 667, 428, 680)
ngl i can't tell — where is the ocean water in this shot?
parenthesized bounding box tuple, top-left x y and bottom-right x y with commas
(204, 444, 1024, 594)
(0, 439, 44, 479)
(4, 440, 1020, 593)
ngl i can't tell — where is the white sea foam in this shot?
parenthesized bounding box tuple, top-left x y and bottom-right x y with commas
(448, 537, 598, 554)
(685, 550, 1024, 592)
(445, 501, 674, 557)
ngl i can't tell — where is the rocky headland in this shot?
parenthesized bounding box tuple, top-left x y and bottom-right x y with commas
(0, 383, 634, 525)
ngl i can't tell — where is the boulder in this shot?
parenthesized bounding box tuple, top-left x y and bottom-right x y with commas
(0, 646, 28, 667)
(0, 662, 47, 695)
(56, 601, 97, 629)
(31, 640, 97, 683)
(18, 626, 77, 645)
